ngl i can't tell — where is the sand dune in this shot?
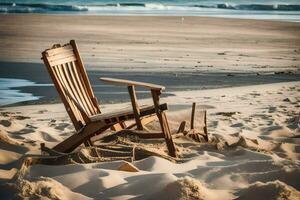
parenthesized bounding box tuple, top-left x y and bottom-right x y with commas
(0, 81, 299, 199)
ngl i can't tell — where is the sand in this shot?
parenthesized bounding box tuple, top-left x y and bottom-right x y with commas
(0, 14, 299, 199)
(0, 15, 299, 74)
(0, 81, 299, 199)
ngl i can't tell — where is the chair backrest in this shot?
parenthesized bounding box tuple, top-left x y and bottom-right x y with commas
(42, 40, 100, 130)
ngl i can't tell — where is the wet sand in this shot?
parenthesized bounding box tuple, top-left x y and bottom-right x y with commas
(0, 61, 299, 106)
(0, 15, 299, 73)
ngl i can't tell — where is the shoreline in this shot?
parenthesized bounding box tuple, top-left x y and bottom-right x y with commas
(0, 61, 299, 107)
(2, 13, 300, 23)
(2, 80, 299, 110)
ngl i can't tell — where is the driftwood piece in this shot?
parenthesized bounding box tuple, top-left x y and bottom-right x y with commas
(177, 121, 186, 133)
(191, 102, 196, 129)
(176, 103, 209, 142)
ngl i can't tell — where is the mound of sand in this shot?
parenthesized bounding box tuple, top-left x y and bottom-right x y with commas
(155, 176, 209, 200)
(0, 176, 90, 200)
(235, 180, 300, 200)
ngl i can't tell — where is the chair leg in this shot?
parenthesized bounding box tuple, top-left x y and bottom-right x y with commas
(151, 89, 177, 157)
(160, 112, 177, 157)
(53, 122, 110, 153)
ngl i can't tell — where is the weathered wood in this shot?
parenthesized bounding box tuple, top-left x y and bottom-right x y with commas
(90, 103, 167, 123)
(46, 45, 73, 56)
(151, 89, 177, 157)
(62, 63, 90, 116)
(111, 123, 125, 131)
(141, 115, 157, 126)
(100, 77, 165, 90)
(55, 64, 87, 123)
(41, 143, 66, 156)
(177, 121, 186, 133)
(66, 62, 92, 116)
(53, 122, 110, 153)
(128, 85, 143, 130)
(48, 54, 77, 66)
(42, 40, 176, 155)
(191, 102, 196, 129)
(70, 40, 99, 111)
(43, 55, 82, 130)
(47, 50, 75, 61)
(124, 115, 156, 130)
(203, 110, 209, 142)
(70, 61, 98, 115)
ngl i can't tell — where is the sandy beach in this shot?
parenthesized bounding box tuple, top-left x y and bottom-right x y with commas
(0, 81, 299, 199)
(0, 14, 300, 199)
(0, 15, 300, 73)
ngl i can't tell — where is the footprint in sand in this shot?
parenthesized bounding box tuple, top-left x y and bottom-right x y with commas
(40, 131, 59, 142)
(36, 109, 48, 114)
(11, 128, 35, 135)
(209, 121, 219, 128)
(268, 106, 277, 113)
(230, 123, 244, 128)
(0, 119, 11, 127)
(26, 124, 37, 129)
(55, 123, 70, 131)
(13, 115, 30, 120)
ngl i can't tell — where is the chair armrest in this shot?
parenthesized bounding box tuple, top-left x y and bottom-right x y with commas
(99, 77, 165, 90)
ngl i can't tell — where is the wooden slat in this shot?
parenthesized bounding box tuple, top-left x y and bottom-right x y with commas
(52, 69, 80, 128)
(128, 85, 143, 130)
(62, 63, 93, 118)
(100, 77, 165, 90)
(63, 62, 91, 116)
(111, 123, 124, 131)
(47, 50, 75, 61)
(43, 50, 82, 131)
(90, 103, 168, 122)
(49, 55, 77, 66)
(70, 40, 97, 106)
(53, 66, 84, 127)
(141, 115, 157, 126)
(52, 66, 79, 119)
(67, 62, 94, 116)
(70, 61, 97, 115)
(53, 122, 110, 153)
(46, 45, 73, 56)
(54, 65, 84, 124)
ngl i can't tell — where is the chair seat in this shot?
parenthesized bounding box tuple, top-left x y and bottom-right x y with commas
(90, 103, 168, 124)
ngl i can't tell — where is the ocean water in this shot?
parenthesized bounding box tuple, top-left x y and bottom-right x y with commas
(0, 78, 41, 106)
(0, 0, 300, 21)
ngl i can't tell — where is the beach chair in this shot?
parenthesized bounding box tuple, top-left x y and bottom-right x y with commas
(41, 40, 177, 157)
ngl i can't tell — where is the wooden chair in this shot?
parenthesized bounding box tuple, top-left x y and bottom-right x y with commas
(41, 40, 177, 157)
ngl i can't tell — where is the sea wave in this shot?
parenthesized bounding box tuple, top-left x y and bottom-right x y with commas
(0, 3, 88, 13)
(0, 2, 300, 14)
(194, 3, 300, 11)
